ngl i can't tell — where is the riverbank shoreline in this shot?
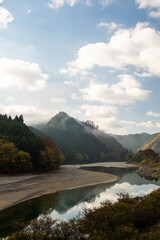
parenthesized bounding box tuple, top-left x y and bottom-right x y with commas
(137, 166, 160, 181)
(0, 162, 135, 212)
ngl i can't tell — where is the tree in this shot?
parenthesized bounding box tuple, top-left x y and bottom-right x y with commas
(75, 153, 84, 162)
(0, 139, 32, 173)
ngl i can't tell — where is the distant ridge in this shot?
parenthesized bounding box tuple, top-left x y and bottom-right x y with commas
(114, 132, 160, 153)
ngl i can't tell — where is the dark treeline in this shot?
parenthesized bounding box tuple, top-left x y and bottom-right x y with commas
(6, 188, 160, 240)
(0, 114, 62, 173)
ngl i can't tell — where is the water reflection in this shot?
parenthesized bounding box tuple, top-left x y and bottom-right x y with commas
(0, 169, 159, 237)
(41, 172, 159, 221)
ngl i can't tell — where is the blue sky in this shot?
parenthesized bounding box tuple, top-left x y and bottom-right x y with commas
(0, 0, 160, 134)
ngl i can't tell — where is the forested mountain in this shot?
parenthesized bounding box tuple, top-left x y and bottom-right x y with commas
(41, 112, 127, 164)
(29, 126, 46, 138)
(83, 121, 126, 159)
(0, 114, 62, 173)
(113, 133, 159, 153)
(140, 133, 160, 153)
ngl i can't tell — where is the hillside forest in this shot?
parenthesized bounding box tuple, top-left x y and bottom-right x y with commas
(0, 114, 62, 173)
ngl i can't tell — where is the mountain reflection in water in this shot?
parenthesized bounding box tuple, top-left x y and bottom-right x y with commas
(41, 171, 160, 221)
(0, 167, 159, 237)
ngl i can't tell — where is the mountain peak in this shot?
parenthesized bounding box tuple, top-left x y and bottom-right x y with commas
(43, 111, 76, 129)
(57, 111, 69, 117)
(41, 112, 127, 164)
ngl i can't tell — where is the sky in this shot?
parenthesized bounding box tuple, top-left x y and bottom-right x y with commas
(0, 0, 160, 134)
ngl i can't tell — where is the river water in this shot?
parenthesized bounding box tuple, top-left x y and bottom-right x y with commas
(0, 167, 159, 237)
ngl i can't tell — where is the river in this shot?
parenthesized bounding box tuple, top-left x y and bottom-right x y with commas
(0, 167, 159, 238)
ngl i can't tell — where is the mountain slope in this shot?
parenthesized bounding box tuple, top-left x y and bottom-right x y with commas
(29, 126, 46, 138)
(140, 133, 160, 153)
(82, 121, 127, 160)
(113, 133, 159, 152)
(41, 112, 127, 164)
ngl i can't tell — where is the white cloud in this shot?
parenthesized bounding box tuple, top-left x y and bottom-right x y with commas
(100, 0, 114, 7)
(80, 104, 123, 134)
(136, 0, 160, 18)
(98, 22, 124, 31)
(149, 9, 160, 18)
(48, 0, 79, 9)
(48, 0, 64, 9)
(0, 0, 3, 3)
(64, 80, 78, 86)
(146, 111, 160, 117)
(81, 104, 117, 117)
(138, 120, 154, 128)
(0, 58, 49, 91)
(62, 23, 160, 78)
(134, 71, 151, 77)
(48, 0, 114, 9)
(136, 0, 160, 9)
(121, 120, 154, 128)
(60, 67, 90, 77)
(80, 74, 150, 105)
(51, 97, 66, 103)
(0, 7, 14, 28)
(80, 104, 160, 134)
(0, 103, 55, 125)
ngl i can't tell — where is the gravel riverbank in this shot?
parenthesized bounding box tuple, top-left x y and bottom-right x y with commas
(0, 162, 135, 211)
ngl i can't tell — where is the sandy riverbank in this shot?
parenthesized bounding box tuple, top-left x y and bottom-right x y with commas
(0, 162, 135, 211)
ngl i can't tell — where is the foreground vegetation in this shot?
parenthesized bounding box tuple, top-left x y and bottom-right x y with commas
(0, 114, 62, 173)
(5, 188, 160, 240)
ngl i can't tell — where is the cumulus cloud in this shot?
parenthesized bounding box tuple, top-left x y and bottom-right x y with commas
(48, 0, 79, 9)
(136, 0, 160, 18)
(64, 80, 78, 86)
(136, 0, 160, 9)
(0, 103, 55, 125)
(80, 104, 157, 134)
(61, 23, 160, 77)
(0, 7, 14, 28)
(0, 58, 49, 91)
(138, 120, 154, 128)
(98, 21, 124, 31)
(80, 74, 150, 105)
(149, 9, 160, 18)
(81, 104, 117, 117)
(80, 104, 123, 133)
(146, 111, 160, 117)
(48, 0, 114, 9)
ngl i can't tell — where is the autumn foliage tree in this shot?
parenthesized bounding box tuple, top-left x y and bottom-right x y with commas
(0, 139, 32, 173)
(41, 136, 62, 170)
(0, 114, 62, 173)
